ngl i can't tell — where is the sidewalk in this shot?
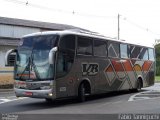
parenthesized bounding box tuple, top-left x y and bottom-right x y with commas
(0, 89, 14, 97)
(142, 83, 160, 91)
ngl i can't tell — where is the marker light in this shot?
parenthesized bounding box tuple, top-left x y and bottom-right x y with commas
(48, 93, 53, 97)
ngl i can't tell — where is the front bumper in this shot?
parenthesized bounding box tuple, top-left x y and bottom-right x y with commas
(14, 88, 56, 99)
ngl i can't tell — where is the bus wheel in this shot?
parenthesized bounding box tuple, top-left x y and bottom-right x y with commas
(137, 78, 142, 92)
(78, 83, 86, 102)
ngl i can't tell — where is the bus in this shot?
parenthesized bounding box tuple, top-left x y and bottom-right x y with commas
(5, 30, 155, 102)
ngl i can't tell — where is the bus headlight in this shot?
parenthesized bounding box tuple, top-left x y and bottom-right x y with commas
(48, 93, 53, 97)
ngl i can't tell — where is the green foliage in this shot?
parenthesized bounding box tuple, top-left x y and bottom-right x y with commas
(155, 76, 160, 82)
(155, 43, 160, 75)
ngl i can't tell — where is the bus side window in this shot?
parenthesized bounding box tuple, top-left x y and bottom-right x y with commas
(148, 48, 155, 61)
(120, 44, 129, 58)
(139, 48, 149, 60)
(94, 39, 107, 57)
(56, 35, 75, 78)
(130, 45, 141, 59)
(77, 37, 93, 55)
(108, 42, 120, 58)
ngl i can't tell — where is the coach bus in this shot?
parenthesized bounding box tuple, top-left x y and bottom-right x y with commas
(5, 30, 155, 102)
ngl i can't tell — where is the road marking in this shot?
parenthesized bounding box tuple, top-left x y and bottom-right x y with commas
(128, 90, 160, 101)
(0, 96, 25, 104)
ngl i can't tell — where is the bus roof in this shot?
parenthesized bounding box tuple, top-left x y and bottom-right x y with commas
(23, 29, 154, 48)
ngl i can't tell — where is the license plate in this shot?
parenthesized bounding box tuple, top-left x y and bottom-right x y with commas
(25, 92, 33, 96)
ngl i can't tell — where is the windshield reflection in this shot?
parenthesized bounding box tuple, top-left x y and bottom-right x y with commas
(15, 35, 58, 80)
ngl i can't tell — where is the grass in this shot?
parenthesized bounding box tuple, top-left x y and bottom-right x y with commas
(155, 76, 160, 82)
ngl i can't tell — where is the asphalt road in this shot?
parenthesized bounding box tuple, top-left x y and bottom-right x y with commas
(0, 84, 160, 120)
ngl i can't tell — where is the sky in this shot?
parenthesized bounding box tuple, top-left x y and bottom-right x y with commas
(0, 0, 160, 47)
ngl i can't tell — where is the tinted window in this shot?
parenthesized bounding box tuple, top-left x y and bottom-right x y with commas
(57, 35, 76, 78)
(148, 48, 155, 61)
(94, 40, 107, 57)
(21, 37, 34, 48)
(21, 35, 58, 50)
(130, 46, 141, 59)
(108, 42, 120, 58)
(120, 44, 128, 58)
(139, 48, 149, 60)
(56, 51, 74, 78)
(77, 37, 93, 55)
(59, 35, 75, 51)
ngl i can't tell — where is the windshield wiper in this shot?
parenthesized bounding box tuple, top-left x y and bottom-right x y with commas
(30, 53, 40, 79)
(17, 56, 40, 80)
(18, 56, 30, 80)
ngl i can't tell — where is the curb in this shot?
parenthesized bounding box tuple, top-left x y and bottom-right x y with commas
(0, 84, 13, 89)
(0, 89, 14, 92)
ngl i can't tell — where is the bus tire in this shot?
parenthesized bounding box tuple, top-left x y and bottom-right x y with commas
(78, 83, 86, 102)
(136, 78, 142, 92)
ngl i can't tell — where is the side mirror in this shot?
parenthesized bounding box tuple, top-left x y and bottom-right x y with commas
(5, 49, 17, 66)
(49, 47, 57, 64)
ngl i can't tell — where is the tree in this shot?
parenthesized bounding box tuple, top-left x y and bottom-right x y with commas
(155, 43, 160, 75)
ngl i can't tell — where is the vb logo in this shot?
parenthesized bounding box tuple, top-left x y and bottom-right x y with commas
(82, 63, 99, 76)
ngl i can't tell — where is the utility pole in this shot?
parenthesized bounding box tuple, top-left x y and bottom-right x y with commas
(118, 14, 120, 40)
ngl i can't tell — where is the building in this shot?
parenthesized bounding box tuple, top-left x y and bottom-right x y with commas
(0, 17, 83, 69)
(0, 17, 90, 87)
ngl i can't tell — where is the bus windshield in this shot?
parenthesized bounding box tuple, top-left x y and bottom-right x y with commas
(15, 35, 59, 81)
